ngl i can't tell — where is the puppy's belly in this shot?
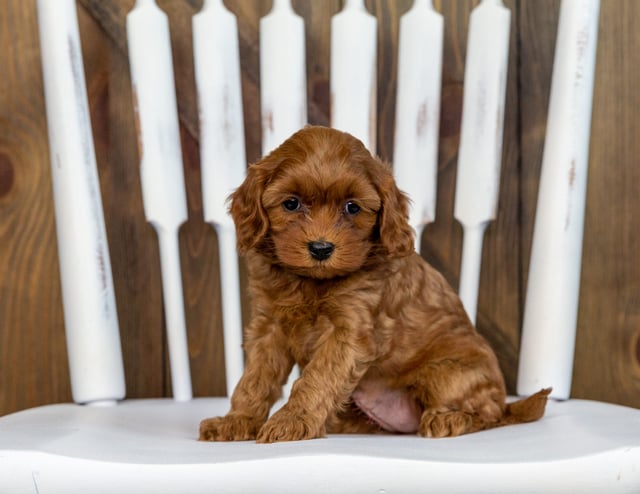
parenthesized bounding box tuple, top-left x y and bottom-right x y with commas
(351, 380, 420, 433)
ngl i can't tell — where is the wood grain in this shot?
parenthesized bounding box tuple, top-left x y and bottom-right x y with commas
(573, 0, 640, 405)
(0, 0, 72, 411)
(1, 0, 639, 416)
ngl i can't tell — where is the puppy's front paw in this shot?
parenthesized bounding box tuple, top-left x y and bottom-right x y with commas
(199, 413, 261, 441)
(256, 408, 325, 443)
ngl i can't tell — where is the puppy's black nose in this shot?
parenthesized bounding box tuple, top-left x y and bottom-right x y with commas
(308, 241, 334, 261)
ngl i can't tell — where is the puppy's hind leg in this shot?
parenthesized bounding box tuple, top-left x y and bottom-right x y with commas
(418, 406, 489, 438)
(416, 383, 552, 438)
(410, 357, 507, 438)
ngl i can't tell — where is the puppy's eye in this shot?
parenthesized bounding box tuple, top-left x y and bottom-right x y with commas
(344, 201, 361, 215)
(282, 197, 301, 212)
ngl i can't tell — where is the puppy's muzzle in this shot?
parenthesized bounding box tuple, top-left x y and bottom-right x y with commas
(308, 241, 334, 261)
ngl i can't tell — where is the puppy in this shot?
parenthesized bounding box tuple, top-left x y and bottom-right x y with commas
(200, 126, 549, 443)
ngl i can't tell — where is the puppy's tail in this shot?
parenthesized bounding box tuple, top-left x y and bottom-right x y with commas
(499, 387, 552, 426)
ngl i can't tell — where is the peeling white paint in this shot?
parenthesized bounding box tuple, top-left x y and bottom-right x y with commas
(518, 0, 601, 400)
(36, 0, 125, 405)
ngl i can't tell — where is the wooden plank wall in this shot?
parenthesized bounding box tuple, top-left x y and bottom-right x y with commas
(1, 0, 639, 416)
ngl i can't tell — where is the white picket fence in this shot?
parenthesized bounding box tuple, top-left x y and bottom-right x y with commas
(38, 0, 597, 404)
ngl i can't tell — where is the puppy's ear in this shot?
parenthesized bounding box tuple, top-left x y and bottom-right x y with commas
(370, 160, 415, 257)
(229, 160, 274, 254)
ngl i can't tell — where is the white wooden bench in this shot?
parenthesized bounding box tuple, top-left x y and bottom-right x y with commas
(1, 0, 639, 492)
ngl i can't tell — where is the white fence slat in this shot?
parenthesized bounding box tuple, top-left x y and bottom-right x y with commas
(260, 0, 307, 156)
(259, 0, 308, 395)
(193, 0, 245, 396)
(127, 0, 192, 401)
(330, 0, 377, 153)
(36, 0, 126, 405)
(453, 0, 511, 323)
(393, 0, 443, 252)
(517, 0, 600, 400)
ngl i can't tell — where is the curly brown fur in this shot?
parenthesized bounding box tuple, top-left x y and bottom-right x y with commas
(199, 126, 550, 443)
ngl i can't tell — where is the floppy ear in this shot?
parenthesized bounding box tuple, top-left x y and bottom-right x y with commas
(229, 160, 273, 254)
(370, 160, 415, 257)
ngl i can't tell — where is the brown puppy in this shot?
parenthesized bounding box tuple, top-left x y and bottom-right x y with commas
(199, 126, 549, 443)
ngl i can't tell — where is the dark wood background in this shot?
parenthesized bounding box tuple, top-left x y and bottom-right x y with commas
(1, 0, 639, 416)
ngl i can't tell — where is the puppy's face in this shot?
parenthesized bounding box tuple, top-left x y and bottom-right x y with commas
(230, 126, 414, 279)
(260, 155, 382, 278)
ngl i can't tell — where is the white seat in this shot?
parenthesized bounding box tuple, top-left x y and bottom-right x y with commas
(2, 398, 639, 493)
(2, 0, 640, 492)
